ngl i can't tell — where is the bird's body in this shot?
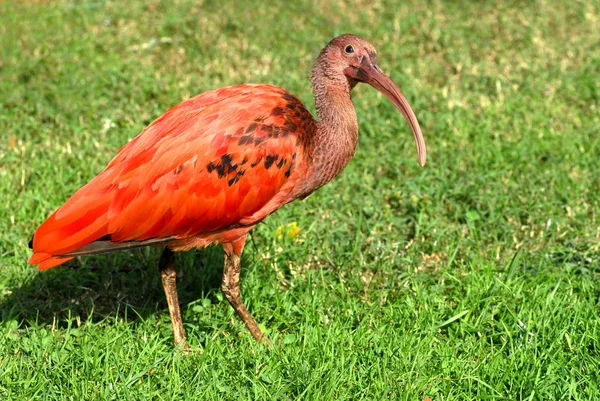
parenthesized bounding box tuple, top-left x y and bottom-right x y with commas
(30, 84, 316, 269)
(29, 34, 426, 348)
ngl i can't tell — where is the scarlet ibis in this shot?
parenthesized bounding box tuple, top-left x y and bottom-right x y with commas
(29, 34, 426, 349)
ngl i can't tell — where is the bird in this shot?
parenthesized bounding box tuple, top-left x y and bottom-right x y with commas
(28, 34, 427, 350)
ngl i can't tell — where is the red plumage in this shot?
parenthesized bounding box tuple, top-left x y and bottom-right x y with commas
(30, 84, 314, 270)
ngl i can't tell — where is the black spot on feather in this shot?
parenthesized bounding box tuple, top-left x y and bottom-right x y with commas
(207, 154, 237, 178)
(221, 154, 233, 166)
(245, 122, 258, 134)
(228, 169, 245, 186)
(264, 154, 279, 169)
(285, 154, 296, 177)
(282, 92, 295, 102)
(283, 121, 297, 132)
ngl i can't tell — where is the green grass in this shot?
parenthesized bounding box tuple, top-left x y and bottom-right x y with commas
(1, 0, 599, 399)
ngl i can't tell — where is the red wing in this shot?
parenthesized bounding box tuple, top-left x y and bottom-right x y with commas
(30, 84, 314, 269)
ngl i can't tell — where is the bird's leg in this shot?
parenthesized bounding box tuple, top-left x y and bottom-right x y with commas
(221, 236, 265, 342)
(159, 248, 189, 352)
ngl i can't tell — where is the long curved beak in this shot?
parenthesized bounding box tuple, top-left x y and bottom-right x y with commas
(345, 58, 427, 166)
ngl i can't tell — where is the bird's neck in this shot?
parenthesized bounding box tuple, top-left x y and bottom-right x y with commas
(305, 65, 359, 192)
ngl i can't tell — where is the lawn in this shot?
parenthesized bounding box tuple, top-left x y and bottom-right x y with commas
(1, 0, 599, 399)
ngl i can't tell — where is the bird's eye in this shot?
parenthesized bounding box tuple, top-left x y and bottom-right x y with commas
(344, 45, 354, 54)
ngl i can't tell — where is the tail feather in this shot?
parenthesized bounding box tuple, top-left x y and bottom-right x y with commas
(33, 201, 110, 256)
(29, 171, 134, 270)
(29, 252, 53, 265)
(37, 256, 75, 270)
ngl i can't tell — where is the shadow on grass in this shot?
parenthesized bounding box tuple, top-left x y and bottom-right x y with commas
(0, 246, 230, 329)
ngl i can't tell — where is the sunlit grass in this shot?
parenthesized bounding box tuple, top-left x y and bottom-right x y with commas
(1, 0, 599, 399)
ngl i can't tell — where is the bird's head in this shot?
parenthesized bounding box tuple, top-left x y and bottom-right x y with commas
(314, 34, 426, 166)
